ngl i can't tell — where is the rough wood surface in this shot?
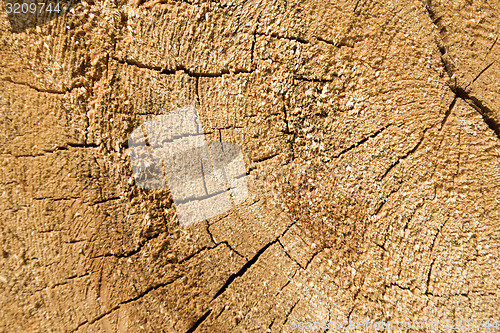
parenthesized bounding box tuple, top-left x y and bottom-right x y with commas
(0, 0, 499, 332)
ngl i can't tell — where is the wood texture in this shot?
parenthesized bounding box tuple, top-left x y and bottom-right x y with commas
(1, 0, 499, 331)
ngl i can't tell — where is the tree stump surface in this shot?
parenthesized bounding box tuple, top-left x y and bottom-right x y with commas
(1, 0, 499, 331)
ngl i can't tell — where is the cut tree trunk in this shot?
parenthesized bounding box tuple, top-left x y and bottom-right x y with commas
(1, 0, 499, 332)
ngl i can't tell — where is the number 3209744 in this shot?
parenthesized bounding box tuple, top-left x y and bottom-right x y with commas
(5, 2, 61, 14)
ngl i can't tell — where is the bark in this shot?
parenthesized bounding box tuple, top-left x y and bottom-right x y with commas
(1, 0, 499, 332)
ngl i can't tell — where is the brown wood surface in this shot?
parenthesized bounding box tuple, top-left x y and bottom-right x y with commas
(1, 0, 499, 331)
